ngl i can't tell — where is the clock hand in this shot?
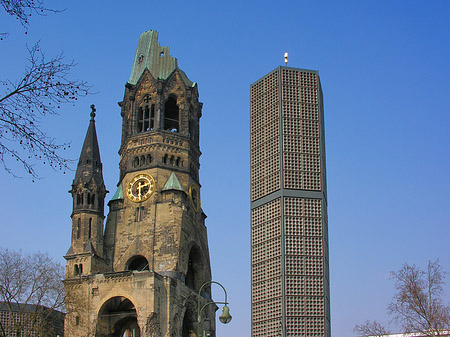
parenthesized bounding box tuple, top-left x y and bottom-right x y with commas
(137, 182, 143, 197)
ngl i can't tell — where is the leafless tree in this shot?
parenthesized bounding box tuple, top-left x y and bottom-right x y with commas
(0, 248, 65, 336)
(1, 0, 91, 179)
(388, 260, 450, 336)
(353, 320, 390, 336)
(0, 43, 90, 178)
(354, 260, 450, 337)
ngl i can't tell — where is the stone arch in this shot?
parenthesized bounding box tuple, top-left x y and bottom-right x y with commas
(97, 296, 140, 337)
(164, 95, 179, 132)
(181, 297, 197, 337)
(171, 313, 180, 337)
(133, 157, 139, 168)
(185, 244, 205, 292)
(125, 255, 150, 271)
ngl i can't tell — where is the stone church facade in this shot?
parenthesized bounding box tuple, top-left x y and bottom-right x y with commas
(64, 30, 214, 337)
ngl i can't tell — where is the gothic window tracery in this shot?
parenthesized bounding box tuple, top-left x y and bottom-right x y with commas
(137, 101, 155, 133)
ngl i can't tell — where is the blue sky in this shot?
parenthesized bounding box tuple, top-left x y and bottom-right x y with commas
(1, 1, 449, 336)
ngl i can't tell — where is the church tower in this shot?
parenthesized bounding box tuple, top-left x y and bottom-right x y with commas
(64, 30, 214, 337)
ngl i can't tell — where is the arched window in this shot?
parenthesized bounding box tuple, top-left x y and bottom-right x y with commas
(140, 155, 145, 166)
(98, 197, 104, 211)
(163, 154, 168, 164)
(185, 246, 203, 291)
(150, 104, 155, 129)
(176, 157, 181, 167)
(135, 207, 144, 222)
(76, 219, 81, 239)
(76, 193, 83, 205)
(146, 154, 152, 164)
(164, 96, 179, 132)
(126, 255, 149, 271)
(133, 157, 139, 168)
(137, 107, 144, 132)
(88, 218, 92, 239)
(87, 193, 95, 206)
(74, 264, 79, 275)
(189, 119, 193, 139)
(169, 155, 174, 166)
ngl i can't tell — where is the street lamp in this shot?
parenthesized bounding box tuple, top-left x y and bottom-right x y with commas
(197, 280, 232, 337)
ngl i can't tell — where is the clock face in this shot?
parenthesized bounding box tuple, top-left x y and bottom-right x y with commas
(127, 174, 155, 202)
(189, 184, 201, 212)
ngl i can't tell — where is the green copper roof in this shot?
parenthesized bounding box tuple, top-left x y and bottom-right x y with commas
(162, 172, 184, 192)
(110, 185, 123, 201)
(128, 30, 194, 87)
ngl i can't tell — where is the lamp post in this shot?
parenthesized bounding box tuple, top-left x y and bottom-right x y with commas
(197, 280, 232, 337)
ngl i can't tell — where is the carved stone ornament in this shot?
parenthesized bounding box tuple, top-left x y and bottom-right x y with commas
(145, 312, 162, 337)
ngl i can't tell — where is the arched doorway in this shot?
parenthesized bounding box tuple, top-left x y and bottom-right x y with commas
(182, 307, 196, 337)
(97, 297, 140, 337)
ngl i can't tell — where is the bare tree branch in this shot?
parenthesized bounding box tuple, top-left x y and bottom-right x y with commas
(387, 260, 450, 336)
(1, 0, 61, 28)
(0, 1, 91, 179)
(0, 42, 91, 179)
(353, 320, 390, 336)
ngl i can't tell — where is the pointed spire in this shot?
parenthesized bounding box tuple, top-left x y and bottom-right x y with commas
(74, 104, 103, 185)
